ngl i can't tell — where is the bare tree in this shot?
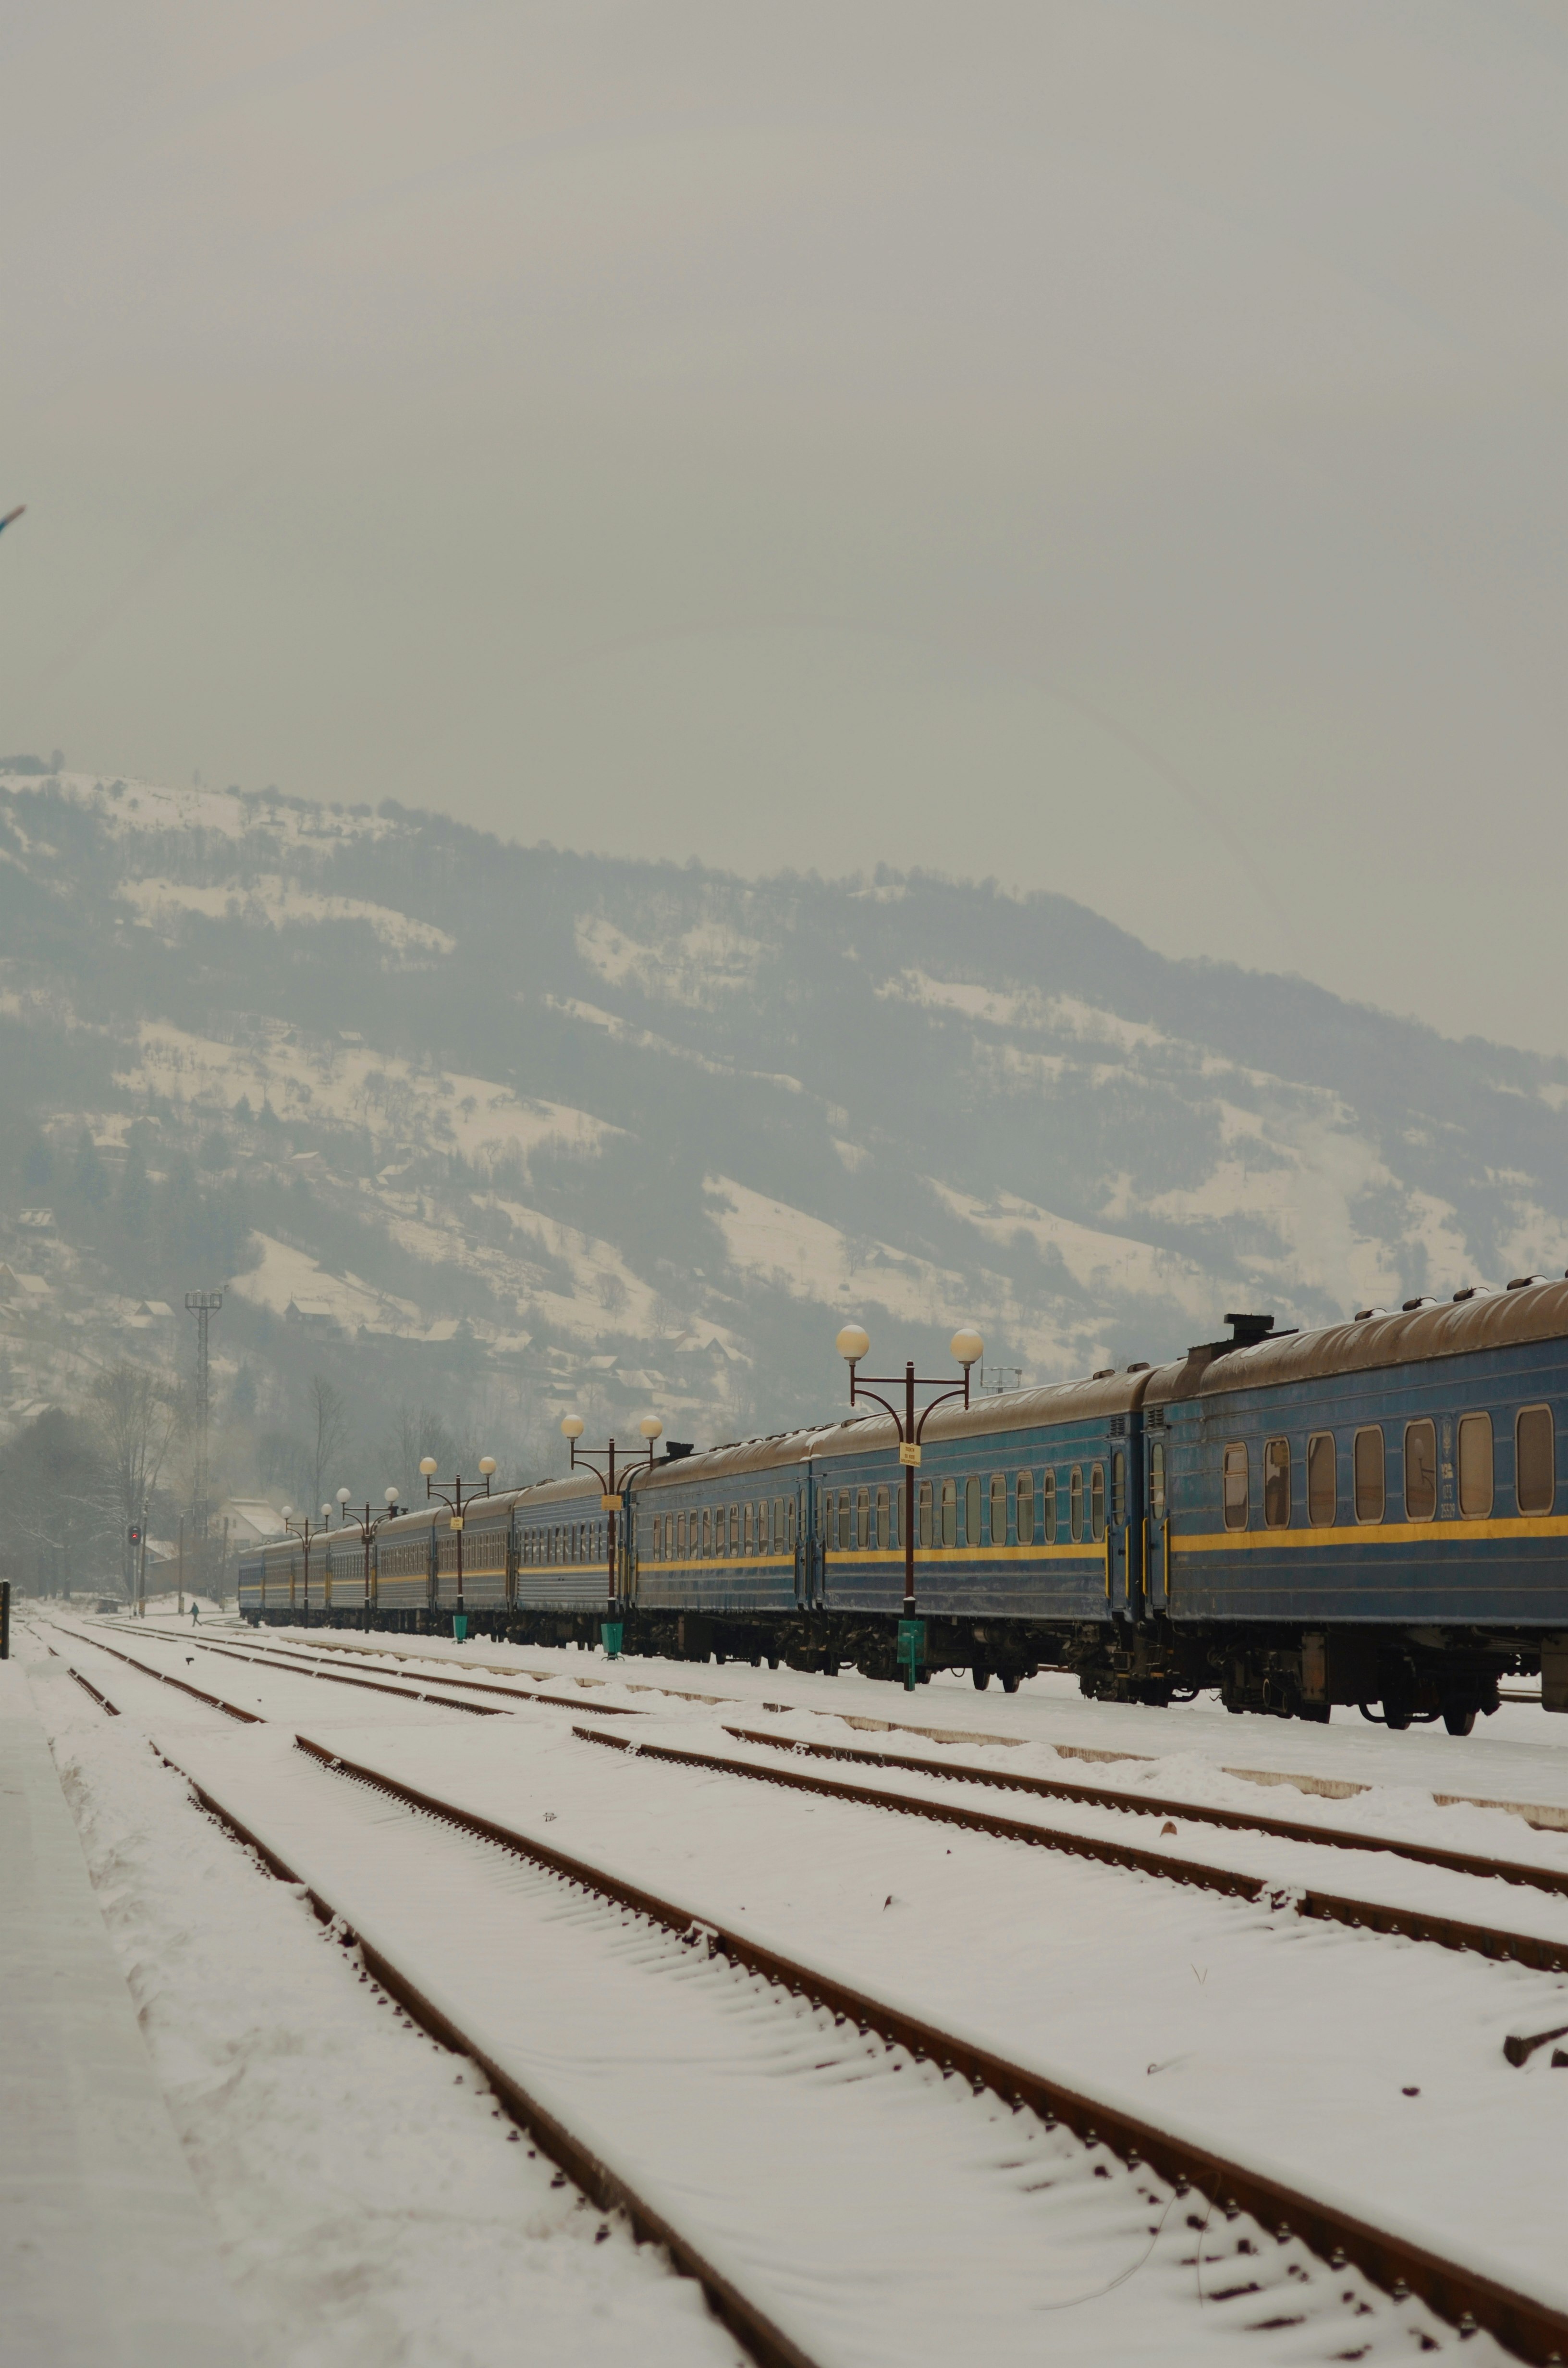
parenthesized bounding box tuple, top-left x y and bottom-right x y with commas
(89, 1362, 184, 1596)
(306, 1374, 350, 1516)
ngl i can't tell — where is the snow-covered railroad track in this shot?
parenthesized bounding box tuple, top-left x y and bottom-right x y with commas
(75, 1620, 641, 1719)
(47, 1629, 1568, 2360)
(52, 1659, 1498, 2368)
(170, 1720, 1568, 2366)
(576, 1725, 1568, 1979)
(721, 1723, 1568, 1900)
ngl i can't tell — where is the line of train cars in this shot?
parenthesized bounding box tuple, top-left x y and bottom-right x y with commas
(238, 1286, 1568, 1732)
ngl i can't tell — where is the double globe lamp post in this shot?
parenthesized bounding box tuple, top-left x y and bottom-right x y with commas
(559, 1415, 664, 1620)
(279, 1502, 334, 1626)
(833, 1324, 983, 1650)
(333, 1484, 404, 1623)
(418, 1455, 498, 1625)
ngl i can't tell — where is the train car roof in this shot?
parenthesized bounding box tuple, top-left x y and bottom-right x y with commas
(1149, 1279, 1568, 1401)
(632, 1370, 1152, 1492)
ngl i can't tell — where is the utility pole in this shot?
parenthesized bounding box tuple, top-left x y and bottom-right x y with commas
(185, 1289, 222, 1596)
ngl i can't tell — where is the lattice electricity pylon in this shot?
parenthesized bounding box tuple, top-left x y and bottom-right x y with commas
(184, 1289, 223, 1579)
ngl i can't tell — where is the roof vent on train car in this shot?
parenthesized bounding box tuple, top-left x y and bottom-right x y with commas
(1401, 1297, 1439, 1311)
(1452, 1285, 1491, 1302)
(1353, 1307, 1387, 1321)
(1507, 1274, 1545, 1291)
(1224, 1313, 1275, 1346)
(1126, 1361, 1151, 1372)
(662, 1441, 695, 1460)
(1092, 1368, 1115, 1380)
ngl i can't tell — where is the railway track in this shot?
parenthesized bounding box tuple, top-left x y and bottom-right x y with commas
(575, 1724, 1568, 1976)
(229, 1619, 1568, 1837)
(74, 1620, 643, 1720)
(716, 1722, 1568, 1900)
(49, 1646, 1560, 2365)
(59, 1621, 1568, 1977)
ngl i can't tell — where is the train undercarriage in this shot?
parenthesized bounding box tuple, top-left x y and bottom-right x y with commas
(240, 1602, 1559, 1732)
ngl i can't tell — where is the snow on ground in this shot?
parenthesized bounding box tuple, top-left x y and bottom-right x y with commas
(66, 1613, 1568, 2306)
(116, 875, 457, 961)
(930, 1181, 1210, 1317)
(0, 771, 396, 851)
(117, 1022, 617, 1174)
(18, 1623, 743, 2368)
(37, 1612, 1525, 2365)
(228, 1233, 421, 1333)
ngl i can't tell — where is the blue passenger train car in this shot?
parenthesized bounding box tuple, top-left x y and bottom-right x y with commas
(235, 1283, 1568, 1733)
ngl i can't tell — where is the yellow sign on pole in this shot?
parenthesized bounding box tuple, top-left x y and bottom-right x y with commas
(601, 1493, 624, 1513)
(898, 1443, 921, 1468)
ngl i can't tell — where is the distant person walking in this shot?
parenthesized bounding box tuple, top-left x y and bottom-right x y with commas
(190, 1602, 199, 1625)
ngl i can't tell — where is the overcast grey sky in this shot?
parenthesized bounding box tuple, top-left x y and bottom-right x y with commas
(5, 3, 1568, 1051)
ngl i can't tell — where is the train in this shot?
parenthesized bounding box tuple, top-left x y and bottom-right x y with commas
(238, 1284, 1568, 1733)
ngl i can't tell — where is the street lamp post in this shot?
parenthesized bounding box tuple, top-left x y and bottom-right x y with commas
(334, 1485, 403, 1627)
(834, 1324, 984, 1624)
(417, 1455, 497, 1627)
(559, 1415, 664, 1622)
(279, 1504, 333, 1627)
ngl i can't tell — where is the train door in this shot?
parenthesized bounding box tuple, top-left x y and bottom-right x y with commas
(797, 1465, 823, 1608)
(1102, 1439, 1131, 1611)
(1144, 1423, 1170, 1612)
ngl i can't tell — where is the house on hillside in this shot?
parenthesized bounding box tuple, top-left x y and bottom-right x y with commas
(217, 1500, 288, 1548)
(284, 1297, 338, 1332)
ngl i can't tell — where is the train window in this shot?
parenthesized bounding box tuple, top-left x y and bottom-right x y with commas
(1223, 1443, 1249, 1532)
(1090, 1464, 1106, 1541)
(732, 1505, 742, 1554)
(853, 1486, 866, 1547)
(875, 1485, 890, 1547)
(1069, 1467, 1083, 1542)
(990, 1472, 1007, 1547)
(1263, 1438, 1290, 1529)
(941, 1477, 957, 1547)
(1404, 1421, 1437, 1523)
(1149, 1442, 1166, 1522)
(918, 1480, 933, 1546)
(1458, 1413, 1493, 1518)
(1112, 1452, 1126, 1527)
(701, 1509, 711, 1555)
(1354, 1428, 1385, 1524)
(830, 1490, 844, 1549)
(665, 1514, 675, 1558)
(963, 1475, 980, 1544)
(1017, 1469, 1034, 1545)
(1307, 1434, 1335, 1526)
(743, 1502, 753, 1553)
(786, 1498, 797, 1549)
(1517, 1407, 1555, 1516)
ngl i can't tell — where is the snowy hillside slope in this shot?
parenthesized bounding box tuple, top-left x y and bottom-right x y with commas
(1, 760, 1565, 1459)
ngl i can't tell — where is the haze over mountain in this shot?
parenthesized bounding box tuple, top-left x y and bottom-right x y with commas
(3, 756, 1568, 1534)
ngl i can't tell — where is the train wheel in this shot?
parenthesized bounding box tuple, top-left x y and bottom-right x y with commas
(972, 1668, 991, 1691)
(1442, 1705, 1477, 1736)
(1001, 1672, 1020, 1694)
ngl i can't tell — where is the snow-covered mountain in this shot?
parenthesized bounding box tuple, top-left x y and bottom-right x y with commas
(2, 757, 1565, 1487)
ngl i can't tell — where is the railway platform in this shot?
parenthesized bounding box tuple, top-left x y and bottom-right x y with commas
(0, 1661, 249, 2366)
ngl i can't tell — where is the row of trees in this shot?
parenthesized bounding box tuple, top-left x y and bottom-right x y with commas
(1, 1360, 185, 1599)
(19, 1125, 252, 1293)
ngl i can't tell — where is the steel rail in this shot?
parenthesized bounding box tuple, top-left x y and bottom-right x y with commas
(577, 1728, 1568, 1976)
(197, 1633, 643, 1716)
(138, 1736, 825, 2368)
(720, 1723, 1568, 1900)
(65, 1633, 266, 1722)
(277, 1731, 1568, 2366)
(58, 1652, 1568, 2359)
(67, 1625, 505, 1719)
